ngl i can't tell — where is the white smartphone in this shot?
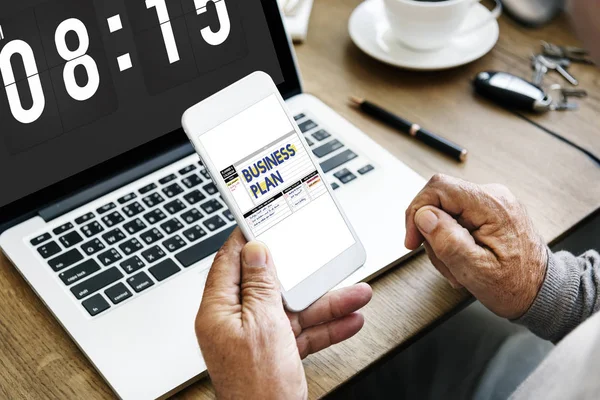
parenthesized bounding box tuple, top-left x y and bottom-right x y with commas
(181, 71, 366, 311)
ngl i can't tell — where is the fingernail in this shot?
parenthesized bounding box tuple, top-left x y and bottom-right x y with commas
(243, 242, 267, 267)
(415, 209, 438, 234)
(449, 281, 463, 290)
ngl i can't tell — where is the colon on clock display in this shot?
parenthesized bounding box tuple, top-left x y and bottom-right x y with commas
(0, 0, 246, 155)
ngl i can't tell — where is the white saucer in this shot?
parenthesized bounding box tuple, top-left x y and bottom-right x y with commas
(348, 0, 499, 70)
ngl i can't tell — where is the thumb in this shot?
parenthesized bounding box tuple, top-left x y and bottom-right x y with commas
(414, 206, 487, 277)
(240, 241, 282, 307)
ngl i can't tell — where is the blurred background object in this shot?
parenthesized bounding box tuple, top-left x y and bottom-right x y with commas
(502, 0, 564, 27)
(277, 0, 314, 42)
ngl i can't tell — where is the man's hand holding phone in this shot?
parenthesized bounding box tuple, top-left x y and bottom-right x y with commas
(196, 228, 372, 399)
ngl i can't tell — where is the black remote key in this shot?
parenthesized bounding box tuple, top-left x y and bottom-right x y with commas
(149, 259, 181, 282)
(159, 174, 177, 185)
(119, 238, 143, 256)
(31, 233, 51, 246)
(75, 213, 94, 225)
(312, 129, 331, 141)
(105, 283, 133, 305)
(82, 294, 110, 316)
(81, 238, 105, 256)
(60, 259, 101, 286)
(143, 209, 167, 225)
(142, 192, 165, 208)
(102, 228, 126, 245)
(179, 164, 196, 175)
(164, 199, 186, 215)
(313, 140, 344, 158)
(122, 201, 144, 218)
(120, 256, 145, 274)
(127, 271, 154, 293)
(182, 225, 207, 243)
(124, 218, 147, 235)
(140, 228, 164, 245)
(183, 190, 205, 205)
(71, 267, 123, 300)
(37, 241, 61, 259)
(203, 183, 218, 196)
(182, 174, 203, 189)
(162, 183, 184, 198)
(98, 248, 123, 266)
(204, 216, 227, 232)
(161, 218, 183, 234)
(163, 235, 186, 252)
(48, 249, 84, 272)
(176, 226, 235, 268)
(200, 199, 223, 215)
(82, 221, 104, 238)
(59, 231, 83, 248)
(53, 222, 73, 235)
(141, 246, 166, 264)
(181, 208, 203, 224)
(102, 211, 124, 228)
(139, 183, 157, 194)
(97, 203, 116, 214)
(117, 193, 137, 204)
(320, 150, 358, 173)
(298, 119, 318, 133)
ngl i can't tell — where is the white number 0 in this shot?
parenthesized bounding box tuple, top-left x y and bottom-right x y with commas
(55, 18, 100, 102)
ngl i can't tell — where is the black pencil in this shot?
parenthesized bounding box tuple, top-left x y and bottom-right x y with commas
(349, 96, 468, 162)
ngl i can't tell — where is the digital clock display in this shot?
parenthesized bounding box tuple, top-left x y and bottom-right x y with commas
(0, 0, 283, 208)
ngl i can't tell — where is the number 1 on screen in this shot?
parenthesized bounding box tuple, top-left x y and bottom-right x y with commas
(145, 0, 180, 64)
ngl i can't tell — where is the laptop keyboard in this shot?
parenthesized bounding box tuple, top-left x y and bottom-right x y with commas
(27, 112, 375, 318)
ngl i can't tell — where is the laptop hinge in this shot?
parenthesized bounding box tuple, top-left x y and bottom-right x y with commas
(39, 143, 194, 222)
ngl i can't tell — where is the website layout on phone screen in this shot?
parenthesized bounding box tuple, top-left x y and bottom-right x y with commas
(198, 94, 355, 290)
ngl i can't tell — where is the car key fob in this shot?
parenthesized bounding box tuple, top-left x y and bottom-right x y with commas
(473, 71, 552, 112)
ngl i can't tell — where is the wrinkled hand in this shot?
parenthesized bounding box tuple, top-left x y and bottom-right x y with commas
(195, 228, 372, 400)
(405, 174, 547, 320)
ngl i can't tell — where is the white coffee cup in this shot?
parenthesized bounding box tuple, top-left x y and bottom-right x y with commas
(382, 0, 502, 51)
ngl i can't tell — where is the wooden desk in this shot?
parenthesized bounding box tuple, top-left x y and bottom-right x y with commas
(1, 1, 599, 398)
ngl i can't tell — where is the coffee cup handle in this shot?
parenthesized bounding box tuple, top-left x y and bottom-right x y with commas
(457, 0, 502, 36)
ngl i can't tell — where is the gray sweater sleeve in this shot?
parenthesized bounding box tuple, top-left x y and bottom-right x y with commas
(514, 248, 600, 343)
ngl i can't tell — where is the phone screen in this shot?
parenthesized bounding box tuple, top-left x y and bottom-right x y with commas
(198, 94, 356, 290)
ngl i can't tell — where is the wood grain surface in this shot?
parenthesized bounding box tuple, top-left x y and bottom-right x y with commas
(1, 1, 599, 399)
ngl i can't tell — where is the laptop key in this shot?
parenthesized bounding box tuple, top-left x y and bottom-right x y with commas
(142, 246, 166, 264)
(182, 174, 203, 189)
(105, 283, 133, 305)
(117, 193, 137, 204)
(119, 238, 143, 256)
(181, 208, 203, 224)
(162, 183, 184, 198)
(141, 228, 164, 245)
(203, 183, 218, 196)
(97, 203, 116, 214)
(98, 248, 123, 267)
(312, 129, 331, 141)
(200, 169, 211, 180)
(298, 119, 318, 133)
(71, 267, 123, 300)
(200, 199, 223, 215)
(143, 209, 167, 225)
(179, 164, 197, 175)
(339, 173, 357, 184)
(59, 231, 83, 248)
(183, 190, 206, 205)
(81, 239, 105, 256)
(60, 259, 101, 286)
(75, 213, 94, 225)
(82, 294, 110, 316)
(358, 164, 375, 175)
(38, 241, 61, 259)
(182, 225, 207, 243)
(102, 228, 126, 245)
(161, 218, 183, 234)
(320, 150, 358, 173)
(123, 218, 147, 235)
(142, 192, 164, 208)
(122, 201, 144, 218)
(120, 256, 145, 275)
(313, 139, 344, 158)
(176, 226, 236, 268)
(223, 210, 235, 222)
(127, 271, 154, 293)
(139, 183, 157, 194)
(163, 235, 186, 252)
(158, 174, 177, 185)
(48, 248, 84, 272)
(149, 259, 181, 282)
(165, 199, 186, 215)
(102, 211, 124, 228)
(31, 233, 51, 246)
(53, 222, 73, 235)
(82, 221, 104, 238)
(334, 168, 352, 180)
(204, 216, 227, 232)
(305, 137, 314, 146)
(331, 182, 340, 190)
(294, 113, 305, 121)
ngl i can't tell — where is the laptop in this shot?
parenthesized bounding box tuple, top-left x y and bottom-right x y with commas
(0, 0, 426, 398)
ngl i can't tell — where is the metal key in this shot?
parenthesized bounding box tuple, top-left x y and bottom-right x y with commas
(537, 55, 579, 86)
(541, 41, 594, 64)
(531, 56, 548, 86)
(550, 102, 579, 111)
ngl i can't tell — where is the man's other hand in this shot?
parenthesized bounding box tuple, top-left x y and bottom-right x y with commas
(195, 228, 372, 400)
(405, 174, 547, 320)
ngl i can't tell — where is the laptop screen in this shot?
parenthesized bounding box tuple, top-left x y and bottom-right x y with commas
(0, 0, 289, 211)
